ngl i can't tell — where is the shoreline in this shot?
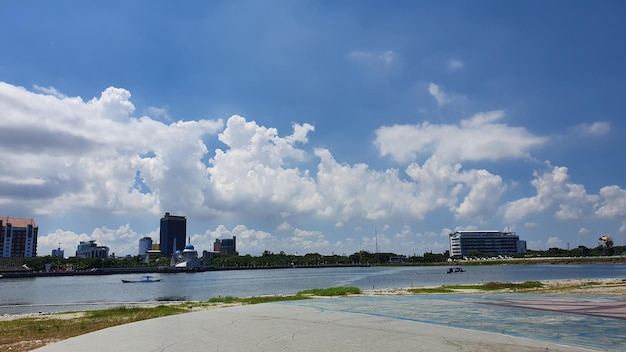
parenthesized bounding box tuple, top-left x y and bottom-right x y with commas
(3, 277, 624, 322)
(363, 277, 626, 295)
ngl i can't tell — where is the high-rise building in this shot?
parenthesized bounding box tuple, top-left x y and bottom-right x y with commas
(449, 230, 526, 257)
(160, 212, 186, 256)
(138, 236, 153, 259)
(1, 217, 38, 258)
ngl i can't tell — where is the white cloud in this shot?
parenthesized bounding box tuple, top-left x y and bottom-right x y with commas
(144, 106, 171, 121)
(277, 222, 293, 232)
(503, 166, 598, 223)
(595, 185, 626, 217)
(427, 82, 467, 106)
(428, 83, 452, 106)
(346, 50, 395, 66)
(4, 82, 623, 257)
(208, 116, 321, 216)
(574, 121, 610, 136)
(380, 50, 395, 65)
(448, 59, 465, 71)
(546, 236, 565, 248)
(33, 84, 67, 99)
(374, 110, 546, 165)
(0, 82, 224, 218)
(315, 148, 423, 221)
(454, 169, 505, 220)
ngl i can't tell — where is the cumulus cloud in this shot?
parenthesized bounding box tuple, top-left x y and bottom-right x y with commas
(595, 185, 626, 217)
(503, 166, 598, 223)
(3, 82, 623, 256)
(454, 169, 505, 220)
(208, 116, 320, 216)
(0, 82, 223, 217)
(374, 110, 546, 165)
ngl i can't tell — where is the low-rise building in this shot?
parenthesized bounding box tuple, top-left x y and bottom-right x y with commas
(52, 247, 64, 258)
(76, 240, 109, 259)
(214, 236, 237, 255)
(172, 241, 203, 269)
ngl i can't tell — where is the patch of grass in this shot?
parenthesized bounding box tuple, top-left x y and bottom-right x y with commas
(444, 281, 544, 291)
(206, 296, 240, 304)
(580, 281, 602, 286)
(297, 286, 362, 296)
(0, 305, 188, 352)
(408, 287, 455, 294)
(85, 305, 186, 320)
(240, 295, 310, 304)
(204, 295, 310, 305)
(408, 281, 545, 294)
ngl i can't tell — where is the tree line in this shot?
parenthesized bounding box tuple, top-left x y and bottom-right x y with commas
(1, 244, 623, 272)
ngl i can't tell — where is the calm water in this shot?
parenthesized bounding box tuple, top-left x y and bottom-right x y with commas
(1, 263, 625, 314)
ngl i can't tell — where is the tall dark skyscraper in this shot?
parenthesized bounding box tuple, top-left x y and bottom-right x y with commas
(159, 212, 186, 257)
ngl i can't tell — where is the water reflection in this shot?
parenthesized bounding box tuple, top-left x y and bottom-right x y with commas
(2, 264, 625, 315)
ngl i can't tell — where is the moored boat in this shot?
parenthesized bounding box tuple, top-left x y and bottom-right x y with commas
(446, 267, 466, 274)
(121, 275, 162, 283)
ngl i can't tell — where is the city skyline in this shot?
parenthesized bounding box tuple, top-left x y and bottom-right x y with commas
(1, 1, 625, 257)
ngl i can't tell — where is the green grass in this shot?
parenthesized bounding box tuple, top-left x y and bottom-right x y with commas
(296, 286, 362, 296)
(205, 295, 310, 305)
(408, 281, 545, 294)
(85, 305, 186, 319)
(444, 281, 544, 291)
(407, 287, 455, 294)
(0, 305, 189, 352)
(580, 281, 602, 286)
(206, 296, 240, 304)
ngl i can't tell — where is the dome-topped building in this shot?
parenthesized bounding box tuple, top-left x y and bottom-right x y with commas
(172, 238, 203, 269)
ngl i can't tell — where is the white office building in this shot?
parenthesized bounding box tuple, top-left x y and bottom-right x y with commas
(449, 230, 526, 257)
(76, 240, 109, 259)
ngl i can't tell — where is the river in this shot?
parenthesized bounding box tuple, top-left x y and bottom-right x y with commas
(1, 263, 625, 315)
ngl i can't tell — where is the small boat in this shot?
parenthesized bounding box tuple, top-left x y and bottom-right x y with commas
(121, 275, 162, 283)
(446, 267, 466, 274)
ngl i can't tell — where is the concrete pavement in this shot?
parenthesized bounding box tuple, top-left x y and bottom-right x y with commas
(33, 302, 598, 352)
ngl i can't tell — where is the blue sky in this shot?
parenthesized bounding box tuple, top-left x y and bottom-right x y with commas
(1, 1, 625, 257)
